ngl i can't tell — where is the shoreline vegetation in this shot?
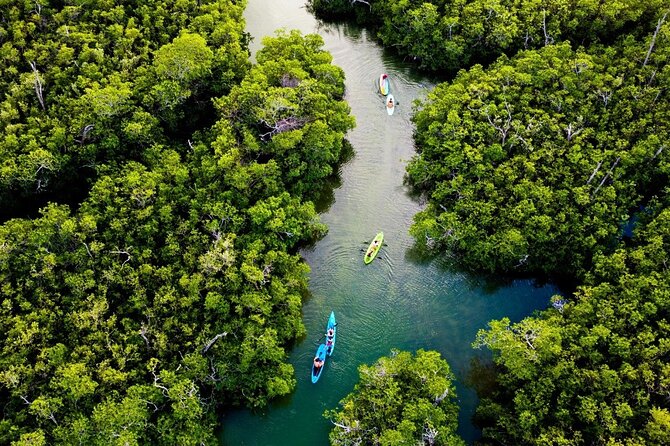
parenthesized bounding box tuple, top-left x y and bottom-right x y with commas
(1, 0, 668, 444)
(0, 1, 354, 444)
(310, 1, 670, 445)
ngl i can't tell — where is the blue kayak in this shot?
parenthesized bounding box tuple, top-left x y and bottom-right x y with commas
(311, 343, 327, 383)
(325, 311, 337, 356)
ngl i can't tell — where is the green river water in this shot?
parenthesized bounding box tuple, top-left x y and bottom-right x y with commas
(220, 1, 559, 444)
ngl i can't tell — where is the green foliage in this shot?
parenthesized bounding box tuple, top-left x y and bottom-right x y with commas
(153, 32, 214, 84)
(307, 0, 364, 19)
(0, 0, 250, 216)
(325, 349, 465, 446)
(0, 22, 353, 446)
(406, 30, 670, 277)
(309, 0, 667, 72)
(473, 206, 670, 444)
(215, 29, 355, 199)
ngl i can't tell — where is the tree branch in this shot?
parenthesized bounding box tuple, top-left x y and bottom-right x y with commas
(110, 248, 132, 267)
(202, 332, 227, 353)
(592, 157, 620, 197)
(350, 0, 371, 9)
(642, 11, 668, 68)
(542, 10, 554, 46)
(29, 61, 46, 111)
(586, 160, 603, 185)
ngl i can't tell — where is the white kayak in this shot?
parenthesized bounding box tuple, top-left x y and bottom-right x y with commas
(386, 94, 395, 115)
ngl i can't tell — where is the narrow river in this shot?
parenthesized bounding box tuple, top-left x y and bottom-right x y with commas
(221, 1, 558, 444)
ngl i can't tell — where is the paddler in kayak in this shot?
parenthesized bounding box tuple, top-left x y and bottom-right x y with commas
(367, 239, 380, 256)
(313, 356, 324, 372)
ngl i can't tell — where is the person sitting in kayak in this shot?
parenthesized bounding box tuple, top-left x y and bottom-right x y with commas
(313, 356, 324, 372)
(326, 328, 334, 339)
(386, 97, 393, 108)
(367, 239, 380, 256)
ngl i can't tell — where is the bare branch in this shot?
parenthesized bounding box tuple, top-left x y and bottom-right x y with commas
(643, 11, 668, 68)
(483, 102, 512, 146)
(280, 74, 300, 88)
(139, 324, 150, 348)
(206, 359, 222, 383)
(523, 30, 532, 49)
(586, 160, 603, 185)
(350, 0, 371, 9)
(434, 387, 450, 405)
(446, 20, 457, 40)
(423, 425, 439, 446)
(542, 10, 554, 46)
(259, 116, 309, 141)
(110, 248, 132, 267)
(29, 61, 46, 111)
(143, 400, 159, 413)
(202, 332, 228, 353)
(75, 124, 95, 145)
(514, 254, 529, 268)
(523, 330, 537, 350)
(331, 419, 361, 433)
(151, 365, 169, 397)
(597, 89, 612, 107)
(592, 157, 620, 197)
(651, 145, 665, 161)
(565, 122, 583, 142)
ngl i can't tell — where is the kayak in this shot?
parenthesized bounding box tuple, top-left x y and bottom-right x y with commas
(311, 343, 327, 383)
(364, 232, 384, 264)
(325, 311, 337, 356)
(379, 73, 390, 95)
(386, 94, 395, 115)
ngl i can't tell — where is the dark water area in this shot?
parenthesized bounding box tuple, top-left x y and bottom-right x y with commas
(220, 1, 560, 444)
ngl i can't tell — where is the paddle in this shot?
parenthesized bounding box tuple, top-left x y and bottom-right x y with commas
(360, 250, 385, 261)
(361, 243, 388, 248)
(314, 323, 338, 344)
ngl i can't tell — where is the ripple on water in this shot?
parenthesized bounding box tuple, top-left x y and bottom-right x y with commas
(223, 3, 558, 445)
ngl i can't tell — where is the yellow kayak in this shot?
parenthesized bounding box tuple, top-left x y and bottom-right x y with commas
(364, 232, 384, 264)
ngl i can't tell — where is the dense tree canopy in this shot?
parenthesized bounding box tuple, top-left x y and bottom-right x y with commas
(3, 0, 670, 445)
(391, 8, 670, 445)
(325, 349, 465, 446)
(406, 25, 670, 277)
(0, 0, 250, 217)
(473, 204, 670, 445)
(309, 0, 667, 72)
(0, 10, 354, 442)
(214, 29, 355, 198)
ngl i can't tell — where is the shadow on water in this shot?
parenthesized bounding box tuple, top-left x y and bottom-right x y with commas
(465, 356, 499, 399)
(314, 18, 365, 43)
(308, 140, 354, 215)
(221, 2, 564, 445)
(404, 237, 562, 296)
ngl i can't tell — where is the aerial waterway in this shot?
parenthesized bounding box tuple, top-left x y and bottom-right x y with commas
(221, 1, 558, 444)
